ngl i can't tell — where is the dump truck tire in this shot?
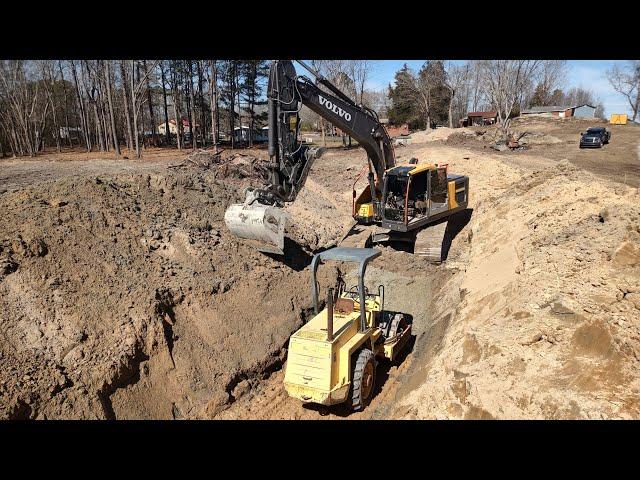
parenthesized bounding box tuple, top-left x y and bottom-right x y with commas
(350, 349, 376, 411)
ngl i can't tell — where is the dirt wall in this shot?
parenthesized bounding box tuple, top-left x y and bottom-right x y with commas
(0, 167, 336, 419)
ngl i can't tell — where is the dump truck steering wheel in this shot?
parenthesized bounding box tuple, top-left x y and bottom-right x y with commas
(346, 285, 369, 299)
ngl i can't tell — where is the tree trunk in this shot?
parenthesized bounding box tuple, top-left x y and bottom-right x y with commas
(58, 61, 73, 148)
(131, 61, 141, 158)
(197, 60, 207, 147)
(84, 61, 105, 152)
(248, 62, 256, 148)
(70, 61, 91, 151)
(160, 63, 170, 145)
(119, 61, 134, 152)
(187, 61, 197, 151)
(229, 62, 236, 149)
(42, 63, 61, 153)
(171, 64, 182, 150)
(143, 60, 157, 147)
(97, 62, 111, 151)
(448, 87, 454, 128)
(209, 60, 219, 153)
(136, 62, 147, 150)
(104, 61, 120, 156)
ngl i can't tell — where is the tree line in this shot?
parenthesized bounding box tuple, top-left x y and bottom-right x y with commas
(2, 60, 638, 158)
(386, 60, 622, 131)
(0, 60, 269, 158)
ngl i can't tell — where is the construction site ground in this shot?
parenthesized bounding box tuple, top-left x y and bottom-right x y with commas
(1, 116, 639, 419)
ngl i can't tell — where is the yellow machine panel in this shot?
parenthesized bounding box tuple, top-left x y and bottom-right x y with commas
(358, 203, 374, 218)
(610, 114, 628, 125)
(284, 307, 372, 405)
(448, 181, 458, 209)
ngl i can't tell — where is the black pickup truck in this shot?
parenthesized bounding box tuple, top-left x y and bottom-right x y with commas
(579, 127, 611, 148)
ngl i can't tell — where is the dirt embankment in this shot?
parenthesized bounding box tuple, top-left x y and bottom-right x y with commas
(2, 122, 639, 420)
(396, 154, 640, 419)
(0, 161, 337, 419)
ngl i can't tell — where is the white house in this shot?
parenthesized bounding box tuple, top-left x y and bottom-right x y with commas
(233, 126, 269, 143)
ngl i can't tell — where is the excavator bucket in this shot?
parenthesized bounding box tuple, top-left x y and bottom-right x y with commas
(224, 199, 288, 255)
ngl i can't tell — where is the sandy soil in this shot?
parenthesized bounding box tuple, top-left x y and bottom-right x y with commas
(1, 116, 639, 419)
(444, 116, 640, 187)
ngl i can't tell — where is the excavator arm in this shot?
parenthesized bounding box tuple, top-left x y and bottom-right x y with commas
(225, 60, 395, 255)
(264, 60, 395, 204)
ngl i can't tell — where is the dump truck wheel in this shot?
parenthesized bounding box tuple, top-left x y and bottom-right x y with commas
(350, 349, 376, 411)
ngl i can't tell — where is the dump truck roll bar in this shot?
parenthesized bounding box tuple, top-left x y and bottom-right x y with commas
(310, 247, 382, 332)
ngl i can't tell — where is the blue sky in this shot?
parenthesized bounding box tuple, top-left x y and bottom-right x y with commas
(309, 60, 634, 118)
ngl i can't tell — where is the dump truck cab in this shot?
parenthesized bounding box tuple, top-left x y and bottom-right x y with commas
(284, 247, 411, 410)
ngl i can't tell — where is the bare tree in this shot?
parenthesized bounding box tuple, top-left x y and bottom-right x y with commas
(0, 60, 50, 156)
(187, 61, 197, 151)
(481, 60, 541, 133)
(129, 59, 160, 158)
(104, 61, 120, 156)
(537, 60, 567, 105)
(346, 60, 374, 105)
(443, 61, 470, 128)
(207, 60, 219, 153)
(159, 62, 171, 146)
(143, 60, 157, 148)
(39, 61, 61, 152)
(70, 60, 91, 151)
(607, 61, 640, 122)
(169, 62, 183, 150)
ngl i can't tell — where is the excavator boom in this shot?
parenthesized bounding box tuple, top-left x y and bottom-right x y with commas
(225, 60, 395, 254)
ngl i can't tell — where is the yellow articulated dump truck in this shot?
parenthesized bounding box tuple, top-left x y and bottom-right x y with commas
(284, 247, 412, 411)
(610, 114, 628, 125)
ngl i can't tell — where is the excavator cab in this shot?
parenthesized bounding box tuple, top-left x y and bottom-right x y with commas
(379, 163, 468, 231)
(284, 247, 412, 411)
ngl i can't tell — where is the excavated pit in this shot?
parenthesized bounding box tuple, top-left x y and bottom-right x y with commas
(4, 118, 638, 420)
(0, 160, 339, 419)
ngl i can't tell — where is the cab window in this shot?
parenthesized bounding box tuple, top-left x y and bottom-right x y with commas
(430, 168, 448, 204)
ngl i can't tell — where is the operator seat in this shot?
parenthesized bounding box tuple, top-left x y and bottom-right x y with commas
(334, 298, 355, 315)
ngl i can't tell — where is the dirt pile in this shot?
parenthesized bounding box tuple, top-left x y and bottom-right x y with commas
(397, 159, 640, 419)
(412, 127, 475, 143)
(0, 166, 337, 419)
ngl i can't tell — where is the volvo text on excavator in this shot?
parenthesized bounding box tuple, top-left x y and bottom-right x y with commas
(224, 60, 469, 262)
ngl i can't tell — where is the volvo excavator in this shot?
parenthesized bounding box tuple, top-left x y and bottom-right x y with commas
(224, 60, 469, 262)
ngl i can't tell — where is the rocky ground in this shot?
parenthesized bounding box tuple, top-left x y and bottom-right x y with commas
(1, 117, 639, 419)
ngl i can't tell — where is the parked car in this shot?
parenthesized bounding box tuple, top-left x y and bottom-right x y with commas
(579, 127, 611, 148)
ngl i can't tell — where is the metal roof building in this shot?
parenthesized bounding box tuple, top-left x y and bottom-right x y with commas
(521, 104, 596, 118)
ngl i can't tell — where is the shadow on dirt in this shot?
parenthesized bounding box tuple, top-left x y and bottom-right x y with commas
(442, 208, 473, 260)
(302, 314, 416, 418)
(263, 238, 335, 272)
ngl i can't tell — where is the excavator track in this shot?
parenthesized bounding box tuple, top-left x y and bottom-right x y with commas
(340, 220, 448, 264)
(413, 221, 448, 263)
